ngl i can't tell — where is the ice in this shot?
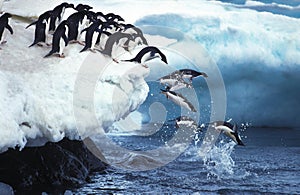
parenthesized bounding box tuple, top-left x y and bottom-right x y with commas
(0, 19, 150, 152)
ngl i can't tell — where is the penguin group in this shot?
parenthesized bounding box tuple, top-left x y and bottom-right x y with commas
(25, 2, 149, 59)
(173, 117, 245, 146)
(158, 68, 245, 146)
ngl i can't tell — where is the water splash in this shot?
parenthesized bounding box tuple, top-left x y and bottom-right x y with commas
(200, 141, 236, 180)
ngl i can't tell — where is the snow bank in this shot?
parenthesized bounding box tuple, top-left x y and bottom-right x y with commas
(0, 19, 149, 152)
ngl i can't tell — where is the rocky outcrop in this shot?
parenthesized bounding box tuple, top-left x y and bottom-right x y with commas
(0, 139, 107, 193)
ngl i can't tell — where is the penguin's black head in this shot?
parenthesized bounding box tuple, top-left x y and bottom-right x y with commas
(62, 3, 75, 9)
(161, 55, 168, 64)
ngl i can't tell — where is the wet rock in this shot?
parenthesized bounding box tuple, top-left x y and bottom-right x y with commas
(0, 138, 107, 193)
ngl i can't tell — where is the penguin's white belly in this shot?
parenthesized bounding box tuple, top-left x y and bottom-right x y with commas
(168, 93, 192, 111)
(91, 31, 100, 50)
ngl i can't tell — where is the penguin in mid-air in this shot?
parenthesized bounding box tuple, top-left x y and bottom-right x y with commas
(122, 46, 168, 68)
(0, 13, 13, 45)
(44, 20, 69, 58)
(160, 88, 196, 112)
(177, 69, 208, 82)
(158, 74, 192, 91)
(209, 121, 245, 146)
(173, 116, 202, 131)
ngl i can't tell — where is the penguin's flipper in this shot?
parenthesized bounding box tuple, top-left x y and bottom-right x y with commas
(6, 24, 14, 34)
(44, 50, 55, 58)
(232, 124, 245, 146)
(102, 31, 112, 36)
(80, 27, 88, 34)
(121, 58, 135, 62)
(25, 21, 37, 29)
(80, 46, 88, 53)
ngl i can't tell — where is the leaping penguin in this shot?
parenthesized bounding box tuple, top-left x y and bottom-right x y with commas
(122, 46, 168, 68)
(160, 88, 196, 112)
(0, 13, 13, 45)
(173, 116, 202, 132)
(209, 121, 245, 146)
(158, 74, 192, 91)
(44, 20, 69, 58)
(178, 69, 208, 82)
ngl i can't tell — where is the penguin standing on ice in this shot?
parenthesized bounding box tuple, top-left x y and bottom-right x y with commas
(26, 11, 52, 47)
(44, 20, 69, 58)
(75, 4, 93, 12)
(209, 121, 245, 146)
(49, 2, 74, 33)
(122, 46, 168, 68)
(121, 24, 148, 46)
(99, 31, 134, 63)
(67, 10, 94, 44)
(0, 13, 13, 45)
(160, 88, 197, 112)
(80, 20, 112, 53)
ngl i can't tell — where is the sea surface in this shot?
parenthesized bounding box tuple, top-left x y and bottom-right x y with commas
(71, 127, 300, 194)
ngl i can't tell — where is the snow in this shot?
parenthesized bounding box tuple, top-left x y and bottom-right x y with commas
(0, 0, 300, 152)
(0, 18, 152, 152)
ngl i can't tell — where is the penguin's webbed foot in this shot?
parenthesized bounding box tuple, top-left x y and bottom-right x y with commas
(78, 41, 85, 46)
(58, 53, 65, 58)
(89, 49, 97, 53)
(37, 43, 44, 47)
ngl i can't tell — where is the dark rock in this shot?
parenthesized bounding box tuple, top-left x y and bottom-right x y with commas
(0, 138, 107, 193)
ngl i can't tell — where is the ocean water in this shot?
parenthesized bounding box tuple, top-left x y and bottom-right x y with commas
(72, 127, 300, 194)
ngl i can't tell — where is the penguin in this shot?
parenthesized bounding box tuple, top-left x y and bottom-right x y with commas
(49, 2, 74, 33)
(0, 13, 13, 45)
(173, 116, 202, 132)
(121, 24, 148, 45)
(44, 20, 69, 58)
(104, 13, 124, 23)
(177, 69, 208, 82)
(99, 32, 134, 63)
(75, 4, 93, 12)
(80, 20, 111, 53)
(122, 46, 168, 68)
(26, 11, 52, 47)
(159, 74, 192, 91)
(210, 121, 245, 146)
(67, 10, 94, 44)
(160, 88, 197, 112)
